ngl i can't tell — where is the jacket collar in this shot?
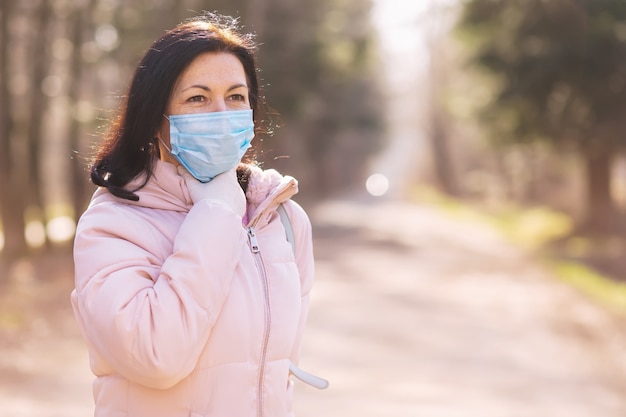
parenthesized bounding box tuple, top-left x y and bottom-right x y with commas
(90, 160, 193, 212)
(90, 160, 298, 225)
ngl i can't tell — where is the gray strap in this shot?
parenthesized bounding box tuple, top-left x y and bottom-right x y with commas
(281, 205, 329, 390)
(277, 203, 295, 254)
(289, 361, 329, 389)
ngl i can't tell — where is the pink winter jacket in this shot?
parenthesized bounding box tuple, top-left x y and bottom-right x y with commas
(71, 160, 315, 417)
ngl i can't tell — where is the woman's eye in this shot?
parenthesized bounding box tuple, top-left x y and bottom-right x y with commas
(229, 94, 246, 102)
(188, 95, 205, 103)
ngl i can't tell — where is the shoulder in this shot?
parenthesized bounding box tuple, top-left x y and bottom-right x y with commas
(279, 199, 313, 253)
(77, 189, 161, 242)
(281, 200, 310, 228)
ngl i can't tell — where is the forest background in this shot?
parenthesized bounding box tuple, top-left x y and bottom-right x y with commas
(0, 0, 625, 285)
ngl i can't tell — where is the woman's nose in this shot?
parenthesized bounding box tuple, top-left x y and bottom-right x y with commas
(208, 99, 227, 112)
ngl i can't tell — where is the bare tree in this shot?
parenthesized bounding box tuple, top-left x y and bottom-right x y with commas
(69, 0, 96, 220)
(425, 2, 460, 196)
(25, 0, 53, 248)
(0, 1, 28, 261)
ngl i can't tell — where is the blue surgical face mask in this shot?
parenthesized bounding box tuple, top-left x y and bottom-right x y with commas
(161, 109, 254, 182)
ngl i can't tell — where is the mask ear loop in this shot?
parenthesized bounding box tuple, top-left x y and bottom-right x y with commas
(158, 138, 172, 153)
(159, 114, 172, 152)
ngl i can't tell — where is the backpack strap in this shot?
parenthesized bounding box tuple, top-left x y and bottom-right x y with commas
(278, 203, 329, 390)
(289, 361, 329, 389)
(277, 203, 295, 254)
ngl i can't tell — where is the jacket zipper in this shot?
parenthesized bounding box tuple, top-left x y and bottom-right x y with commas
(247, 227, 271, 417)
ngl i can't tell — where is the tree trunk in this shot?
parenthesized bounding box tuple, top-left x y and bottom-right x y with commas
(0, 2, 27, 261)
(430, 108, 459, 196)
(426, 14, 459, 198)
(582, 148, 621, 233)
(69, 0, 94, 220)
(26, 0, 52, 248)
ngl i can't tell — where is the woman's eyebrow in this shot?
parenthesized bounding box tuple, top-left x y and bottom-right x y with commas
(226, 83, 248, 91)
(181, 83, 248, 93)
(181, 84, 210, 92)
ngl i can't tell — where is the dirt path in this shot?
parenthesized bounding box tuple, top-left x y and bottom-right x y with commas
(1, 197, 626, 416)
(0, 255, 93, 417)
(294, 198, 626, 417)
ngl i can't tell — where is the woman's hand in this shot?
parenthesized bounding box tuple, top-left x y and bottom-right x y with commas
(178, 166, 246, 216)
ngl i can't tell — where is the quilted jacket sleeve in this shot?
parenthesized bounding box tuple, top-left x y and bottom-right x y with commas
(71, 198, 246, 390)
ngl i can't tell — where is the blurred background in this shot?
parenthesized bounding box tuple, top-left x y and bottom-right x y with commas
(2, 0, 626, 415)
(1, 0, 625, 273)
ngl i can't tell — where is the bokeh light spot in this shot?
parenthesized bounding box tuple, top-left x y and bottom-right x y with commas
(95, 24, 119, 52)
(366, 173, 389, 196)
(41, 75, 63, 97)
(47, 216, 76, 243)
(25, 221, 46, 248)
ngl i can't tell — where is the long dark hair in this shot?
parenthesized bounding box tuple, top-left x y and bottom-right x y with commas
(91, 13, 262, 201)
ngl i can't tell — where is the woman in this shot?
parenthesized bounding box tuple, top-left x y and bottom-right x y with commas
(71, 12, 325, 417)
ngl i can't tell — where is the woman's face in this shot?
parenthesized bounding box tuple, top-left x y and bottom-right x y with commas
(158, 51, 251, 164)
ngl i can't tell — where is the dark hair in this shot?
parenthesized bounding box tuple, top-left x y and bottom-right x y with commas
(90, 12, 262, 201)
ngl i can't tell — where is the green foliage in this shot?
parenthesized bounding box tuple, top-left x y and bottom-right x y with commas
(456, 0, 626, 150)
(412, 184, 626, 316)
(248, 0, 384, 195)
(550, 260, 626, 316)
(411, 183, 573, 250)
